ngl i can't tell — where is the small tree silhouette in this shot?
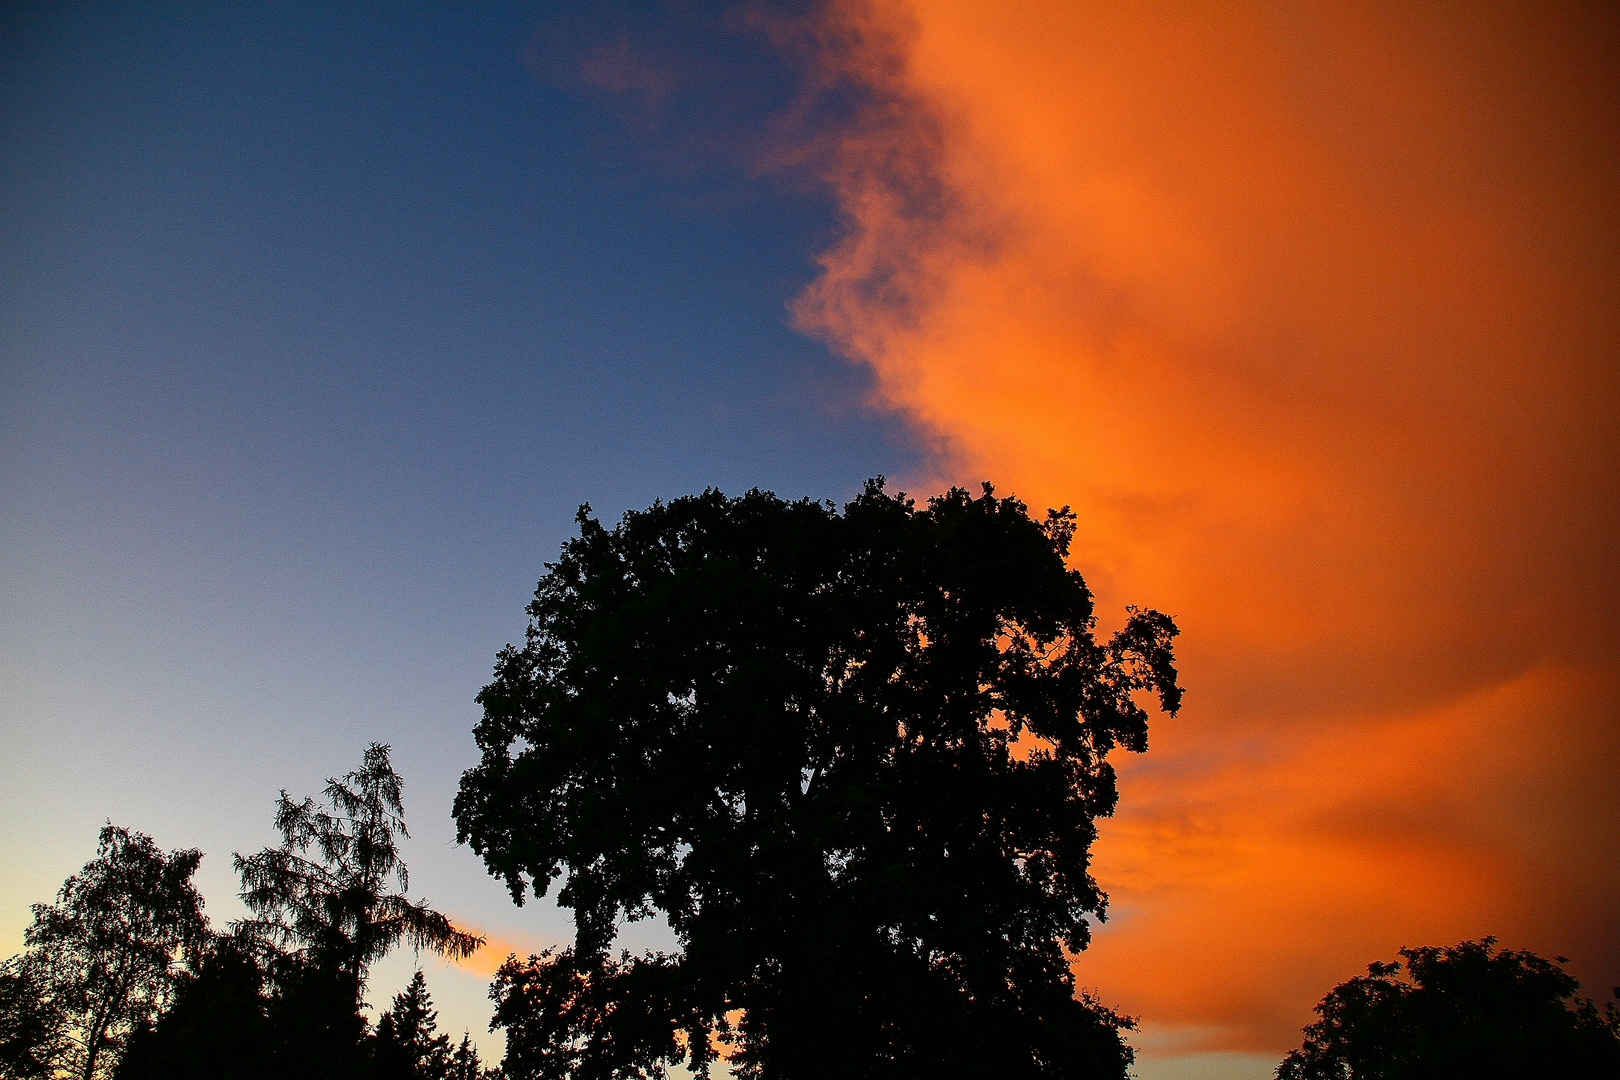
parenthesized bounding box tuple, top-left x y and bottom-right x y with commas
(15, 825, 209, 1080)
(1279, 938, 1620, 1079)
(233, 743, 482, 1008)
(372, 970, 498, 1080)
(447, 1033, 490, 1080)
(372, 970, 450, 1079)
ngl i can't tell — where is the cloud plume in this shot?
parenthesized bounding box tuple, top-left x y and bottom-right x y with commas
(784, 0, 1620, 1056)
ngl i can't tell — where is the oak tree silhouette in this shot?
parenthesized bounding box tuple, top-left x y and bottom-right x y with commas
(455, 481, 1181, 1079)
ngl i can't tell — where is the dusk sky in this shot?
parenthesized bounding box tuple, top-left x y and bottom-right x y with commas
(3, 4, 1616, 1079)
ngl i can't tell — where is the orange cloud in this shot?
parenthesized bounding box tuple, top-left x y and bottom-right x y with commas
(785, 0, 1620, 1057)
(445, 918, 562, 979)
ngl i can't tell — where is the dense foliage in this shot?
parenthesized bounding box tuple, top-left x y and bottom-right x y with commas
(114, 948, 498, 1080)
(0, 956, 68, 1078)
(1278, 938, 1620, 1079)
(456, 481, 1182, 1079)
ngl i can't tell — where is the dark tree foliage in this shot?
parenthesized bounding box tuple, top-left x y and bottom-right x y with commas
(1278, 938, 1620, 1080)
(369, 970, 499, 1080)
(222, 743, 482, 1080)
(448, 1033, 494, 1080)
(101, 746, 492, 1080)
(110, 944, 390, 1080)
(371, 970, 452, 1080)
(0, 955, 68, 1078)
(489, 948, 690, 1080)
(14, 824, 210, 1080)
(233, 743, 484, 1011)
(456, 481, 1181, 1079)
(114, 940, 271, 1080)
(113, 953, 499, 1080)
(260, 953, 373, 1080)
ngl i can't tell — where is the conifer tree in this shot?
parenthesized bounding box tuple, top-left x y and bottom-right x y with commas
(234, 744, 483, 1010)
(371, 971, 451, 1080)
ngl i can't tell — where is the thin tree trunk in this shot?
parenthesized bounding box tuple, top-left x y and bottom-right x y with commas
(82, 944, 135, 1080)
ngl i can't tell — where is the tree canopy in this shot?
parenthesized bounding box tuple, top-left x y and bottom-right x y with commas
(1278, 938, 1620, 1080)
(233, 743, 483, 1005)
(98, 744, 489, 1080)
(12, 824, 209, 1080)
(455, 481, 1182, 1079)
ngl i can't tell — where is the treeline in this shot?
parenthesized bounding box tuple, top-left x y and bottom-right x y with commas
(0, 745, 495, 1080)
(5, 485, 1619, 1080)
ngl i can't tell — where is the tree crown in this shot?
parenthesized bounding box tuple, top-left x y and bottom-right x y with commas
(457, 481, 1180, 1079)
(1279, 938, 1620, 1080)
(234, 743, 482, 995)
(18, 824, 209, 1080)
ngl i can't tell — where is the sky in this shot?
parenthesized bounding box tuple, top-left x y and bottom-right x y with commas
(2, 3, 1616, 1078)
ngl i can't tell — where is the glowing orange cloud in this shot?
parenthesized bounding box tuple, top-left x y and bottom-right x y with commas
(444, 919, 562, 979)
(784, 0, 1619, 1059)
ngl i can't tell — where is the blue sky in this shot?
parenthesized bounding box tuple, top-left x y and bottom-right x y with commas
(1, 0, 926, 1052)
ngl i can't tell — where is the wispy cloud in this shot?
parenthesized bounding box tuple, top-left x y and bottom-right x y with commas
(445, 917, 564, 979)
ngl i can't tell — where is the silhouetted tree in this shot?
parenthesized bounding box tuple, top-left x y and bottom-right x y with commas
(259, 950, 371, 1079)
(1278, 938, 1620, 1080)
(114, 890, 373, 1079)
(456, 481, 1181, 1079)
(371, 970, 452, 1080)
(0, 955, 68, 1078)
(447, 1032, 494, 1080)
(367, 970, 499, 1080)
(113, 939, 270, 1080)
(9, 824, 209, 1080)
(7, 753, 494, 1080)
(233, 743, 483, 1008)
(231, 743, 482, 1079)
